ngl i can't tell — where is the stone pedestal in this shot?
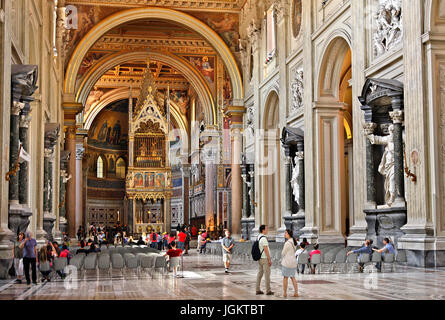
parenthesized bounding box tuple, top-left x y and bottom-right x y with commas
(241, 217, 255, 240)
(43, 215, 56, 242)
(364, 207, 407, 247)
(284, 213, 305, 239)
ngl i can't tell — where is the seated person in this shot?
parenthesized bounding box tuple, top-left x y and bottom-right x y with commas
(137, 236, 145, 245)
(347, 240, 372, 272)
(373, 237, 396, 271)
(76, 241, 88, 255)
(295, 243, 306, 274)
(309, 244, 321, 274)
(164, 241, 183, 277)
(87, 243, 100, 255)
(38, 246, 52, 282)
(59, 245, 72, 262)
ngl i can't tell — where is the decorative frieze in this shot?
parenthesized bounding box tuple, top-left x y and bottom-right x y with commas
(65, 0, 242, 11)
(373, 0, 403, 57)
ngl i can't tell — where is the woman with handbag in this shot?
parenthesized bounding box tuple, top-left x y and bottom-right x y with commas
(281, 229, 299, 298)
(12, 232, 25, 284)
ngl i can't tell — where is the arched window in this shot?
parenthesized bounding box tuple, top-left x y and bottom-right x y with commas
(116, 158, 126, 179)
(97, 156, 104, 178)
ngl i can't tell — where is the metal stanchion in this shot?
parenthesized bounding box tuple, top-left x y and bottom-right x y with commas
(176, 254, 185, 278)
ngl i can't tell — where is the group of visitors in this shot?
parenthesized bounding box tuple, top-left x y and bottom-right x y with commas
(347, 237, 396, 272)
(11, 231, 73, 285)
(197, 230, 209, 254)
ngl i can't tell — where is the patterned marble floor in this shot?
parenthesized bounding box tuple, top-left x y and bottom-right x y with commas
(1, 251, 445, 300)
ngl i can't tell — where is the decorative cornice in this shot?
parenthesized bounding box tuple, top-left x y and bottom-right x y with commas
(65, 0, 242, 12)
(93, 37, 214, 54)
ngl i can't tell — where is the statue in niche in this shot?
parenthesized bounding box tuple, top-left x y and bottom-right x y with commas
(139, 142, 147, 157)
(241, 173, 253, 204)
(366, 124, 396, 207)
(290, 156, 300, 205)
(291, 70, 304, 112)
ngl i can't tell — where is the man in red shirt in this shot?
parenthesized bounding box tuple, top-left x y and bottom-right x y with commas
(164, 241, 183, 277)
(177, 229, 187, 251)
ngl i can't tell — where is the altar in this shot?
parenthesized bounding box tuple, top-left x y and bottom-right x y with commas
(125, 63, 172, 234)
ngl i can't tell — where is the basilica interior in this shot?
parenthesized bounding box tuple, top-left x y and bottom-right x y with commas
(1, 0, 445, 288)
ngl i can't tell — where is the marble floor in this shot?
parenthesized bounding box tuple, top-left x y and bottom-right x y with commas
(1, 251, 445, 300)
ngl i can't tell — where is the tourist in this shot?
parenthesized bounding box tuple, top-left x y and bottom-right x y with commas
(59, 245, 72, 262)
(347, 239, 373, 272)
(191, 225, 197, 238)
(309, 244, 321, 274)
(164, 241, 183, 277)
(77, 226, 83, 241)
(221, 229, 234, 274)
(184, 226, 191, 255)
(38, 246, 51, 282)
(300, 238, 309, 247)
(87, 243, 100, 255)
(168, 232, 176, 249)
(12, 232, 24, 284)
(295, 243, 306, 274)
(256, 225, 274, 296)
(373, 237, 396, 272)
(137, 236, 145, 245)
(281, 229, 299, 298)
(52, 241, 61, 257)
(199, 232, 207, 254)
(157, 232, 162, 250)
(76, 241, 88, 254)
(197, 232, 202, 252)
(150, 231, 158, 248)
(20, 231, 38, 286)
(177, 229, 187, 251)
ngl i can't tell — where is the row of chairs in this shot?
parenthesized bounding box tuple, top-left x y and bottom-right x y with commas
(70, 252, 168, 277)
(297, 248, 407, 274)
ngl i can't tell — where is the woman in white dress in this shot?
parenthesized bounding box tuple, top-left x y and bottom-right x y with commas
(281, 229, 299, 298)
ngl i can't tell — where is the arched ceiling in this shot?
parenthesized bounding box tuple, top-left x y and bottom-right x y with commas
(63, 6, 243, 114)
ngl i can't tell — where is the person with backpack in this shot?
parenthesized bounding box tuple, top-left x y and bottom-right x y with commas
(150, 231, 158, 248)
(281, 229, 299, 297)
(254, 225, 274, 296)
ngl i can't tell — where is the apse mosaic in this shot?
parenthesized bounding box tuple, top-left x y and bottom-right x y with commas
(88, 99, 129, 151)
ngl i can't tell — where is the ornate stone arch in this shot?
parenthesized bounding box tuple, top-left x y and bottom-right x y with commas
(77, 51, 215, 125)
(316, 32, 352, 101)
(64, 7, 243, 105)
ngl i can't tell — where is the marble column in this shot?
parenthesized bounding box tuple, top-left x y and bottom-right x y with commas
(180, 164, 190, 226)
(389, 99, 406, 207)
(205, 155, 215, 233)
(75, 143, 85, 236)
(58, 151, 71, 236)
(363, 122, 377, 209)
(8, 101, 24, 208)
(164, 195, 171, 233)
(230, 127, 243, 238)
(65, 126, 77, 238)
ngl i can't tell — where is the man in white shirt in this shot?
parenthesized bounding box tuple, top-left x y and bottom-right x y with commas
(256, 225, 274, 295)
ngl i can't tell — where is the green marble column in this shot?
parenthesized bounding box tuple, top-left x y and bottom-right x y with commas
(9, 101, 24, 204)
(363, 122, 377, 208)
(390, 96, 405, 204)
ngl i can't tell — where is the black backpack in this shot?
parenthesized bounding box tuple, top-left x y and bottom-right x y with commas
(251, 236, 265, 261)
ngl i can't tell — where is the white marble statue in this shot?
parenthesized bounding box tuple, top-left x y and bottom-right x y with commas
(290, 156, 300, 204)
(373, 0, 403, 57)
(366, 124, 396, 207)
(241, 174, 253, 203)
